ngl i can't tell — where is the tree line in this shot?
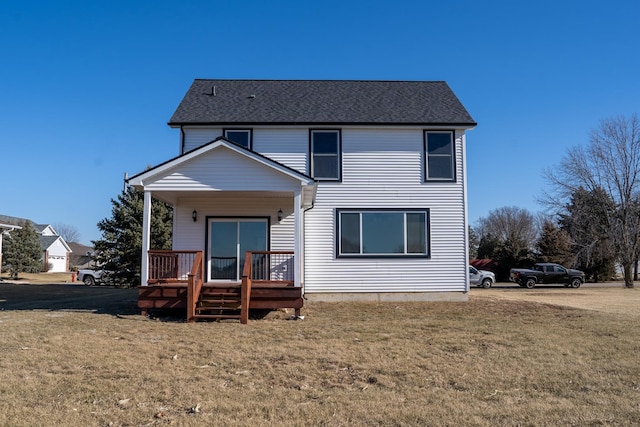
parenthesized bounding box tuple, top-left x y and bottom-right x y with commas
(471, 114, 640, 287)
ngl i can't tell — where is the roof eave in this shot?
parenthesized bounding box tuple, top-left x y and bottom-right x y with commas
(168, 121, 478, 128)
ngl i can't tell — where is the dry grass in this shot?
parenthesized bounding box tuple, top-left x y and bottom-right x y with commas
(1, 284, 640, 426)
(1, 272, 76, 284)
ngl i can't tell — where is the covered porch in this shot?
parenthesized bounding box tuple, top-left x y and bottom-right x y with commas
(127, 138, 316, 323)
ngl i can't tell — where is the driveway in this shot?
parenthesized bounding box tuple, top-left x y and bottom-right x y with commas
(0, 282, 139, 315)
(471, 282, 640, 316)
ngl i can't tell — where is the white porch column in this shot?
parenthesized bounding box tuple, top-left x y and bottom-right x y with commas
(0, 232, 3, 274)
(294, 190, 302, 288)
(140, 191, 152, 287)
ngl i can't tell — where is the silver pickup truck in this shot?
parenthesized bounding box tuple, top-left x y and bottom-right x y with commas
(76, 269, 105, 286)
(469, 266, 496, 288)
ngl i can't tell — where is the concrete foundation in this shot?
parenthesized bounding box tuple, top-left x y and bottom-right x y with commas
(303, 291, 468, 303)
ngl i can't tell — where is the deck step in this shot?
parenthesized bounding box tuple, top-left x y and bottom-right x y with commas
(196, 306, 240, 312)
(200, 291, 240, 296)
(200, 301, 239, 304)
(194, 285, 243, 322)
(194, 314, 241, 320)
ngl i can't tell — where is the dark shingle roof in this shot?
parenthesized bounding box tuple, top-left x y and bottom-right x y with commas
(0, 215, 48, 233)
(0, 214, 26, 226)
(169, 79, 476, 126)
(39, 235, 60, 251)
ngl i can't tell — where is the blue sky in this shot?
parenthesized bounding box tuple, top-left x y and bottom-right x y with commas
(1, 1, 638, 245)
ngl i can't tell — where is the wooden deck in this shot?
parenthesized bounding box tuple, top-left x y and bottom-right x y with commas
(138, 282, 303, 316)
(141, 250, 300, 323)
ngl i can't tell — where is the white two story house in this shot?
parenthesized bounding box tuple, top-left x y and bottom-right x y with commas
(128, 79, 476, 320)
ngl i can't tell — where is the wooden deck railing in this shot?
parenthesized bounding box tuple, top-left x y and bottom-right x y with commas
(148, 250, 201, 283)
(240, 251, 294, 324)
(187, 251, 204, 323)
(248, 251, 294, 285)
(148, 250, 293, 324)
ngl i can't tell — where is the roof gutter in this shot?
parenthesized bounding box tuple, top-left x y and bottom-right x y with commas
(168, 121, 478, 128)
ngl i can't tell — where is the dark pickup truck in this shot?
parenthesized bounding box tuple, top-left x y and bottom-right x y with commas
(509, 263, 585, 289)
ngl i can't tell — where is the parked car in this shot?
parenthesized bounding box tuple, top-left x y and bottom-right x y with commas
(76, 269, 105, 286)
(509, 263, 585, 289)
(469, 266, 495, 288)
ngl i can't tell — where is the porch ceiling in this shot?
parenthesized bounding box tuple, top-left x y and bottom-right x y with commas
(150, 190, 297, 205)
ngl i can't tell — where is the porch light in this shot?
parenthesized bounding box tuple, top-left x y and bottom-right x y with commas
(277, 209, 283, 222)
(192, 210, 197, 222)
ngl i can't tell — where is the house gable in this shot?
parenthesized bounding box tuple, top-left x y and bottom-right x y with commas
(129, 137, 316, 194)
(39, 235, 72, 254)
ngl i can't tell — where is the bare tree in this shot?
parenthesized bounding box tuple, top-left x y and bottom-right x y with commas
(545, 114, 640, 288)
(53, 223, 81, 243)
(475, 206, 539, 279)
(476, 206, 539, 252)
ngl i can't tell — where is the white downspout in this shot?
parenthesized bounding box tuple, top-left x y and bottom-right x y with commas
(461, 131, 471, 294)
(294, 190, 302, 288)
(141, 191, 152, 286)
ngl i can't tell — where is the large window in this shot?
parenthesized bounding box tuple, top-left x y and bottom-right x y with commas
(310, 130, 341, 181)
(224, 129, 252, 149)
(337, 209, 430, 257)
(425, 131, 455, 181)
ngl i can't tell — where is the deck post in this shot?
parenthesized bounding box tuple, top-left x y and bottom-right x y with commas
(140, 191, 152, 287)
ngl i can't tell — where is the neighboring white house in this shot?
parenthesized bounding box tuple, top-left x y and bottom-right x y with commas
(128, 79, 476, 302)
(0, 215, 72, 273)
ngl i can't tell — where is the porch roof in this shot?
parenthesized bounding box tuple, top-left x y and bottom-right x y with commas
(127, 137, 317, 207)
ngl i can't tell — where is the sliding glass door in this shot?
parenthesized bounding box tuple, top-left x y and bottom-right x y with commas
(208, 218, 268, 281)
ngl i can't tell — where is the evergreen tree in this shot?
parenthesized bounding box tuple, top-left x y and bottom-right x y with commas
(92, 187, 173, 286)
(2, 221, 42, 279)
(468, 225, 479, 259)
(559, 187, 616, 281)
(477, 233, 500, 260)
(536, 220, 573, 266)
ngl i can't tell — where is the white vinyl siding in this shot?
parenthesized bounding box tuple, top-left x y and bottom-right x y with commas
(172, 196, 294, 254)
(183, 127, 222, 152)
(255, 128, 308, 173)
(174, 125, 468, 295)
(182, 127, 308, 173)
(303, 128, 467, 294)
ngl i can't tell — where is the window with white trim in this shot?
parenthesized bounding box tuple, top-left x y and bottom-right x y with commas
(224, 129, 252, 149)
(310, 130, 341, 180)
(425, 131, 455, 181)
(337, 209, 430, 257)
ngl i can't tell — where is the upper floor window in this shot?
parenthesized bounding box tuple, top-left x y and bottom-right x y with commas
(425, 131, 455, 181)
(337, 209, 429, 257)
(310, 130, 341, 181)
(224, 129, 252, 149)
